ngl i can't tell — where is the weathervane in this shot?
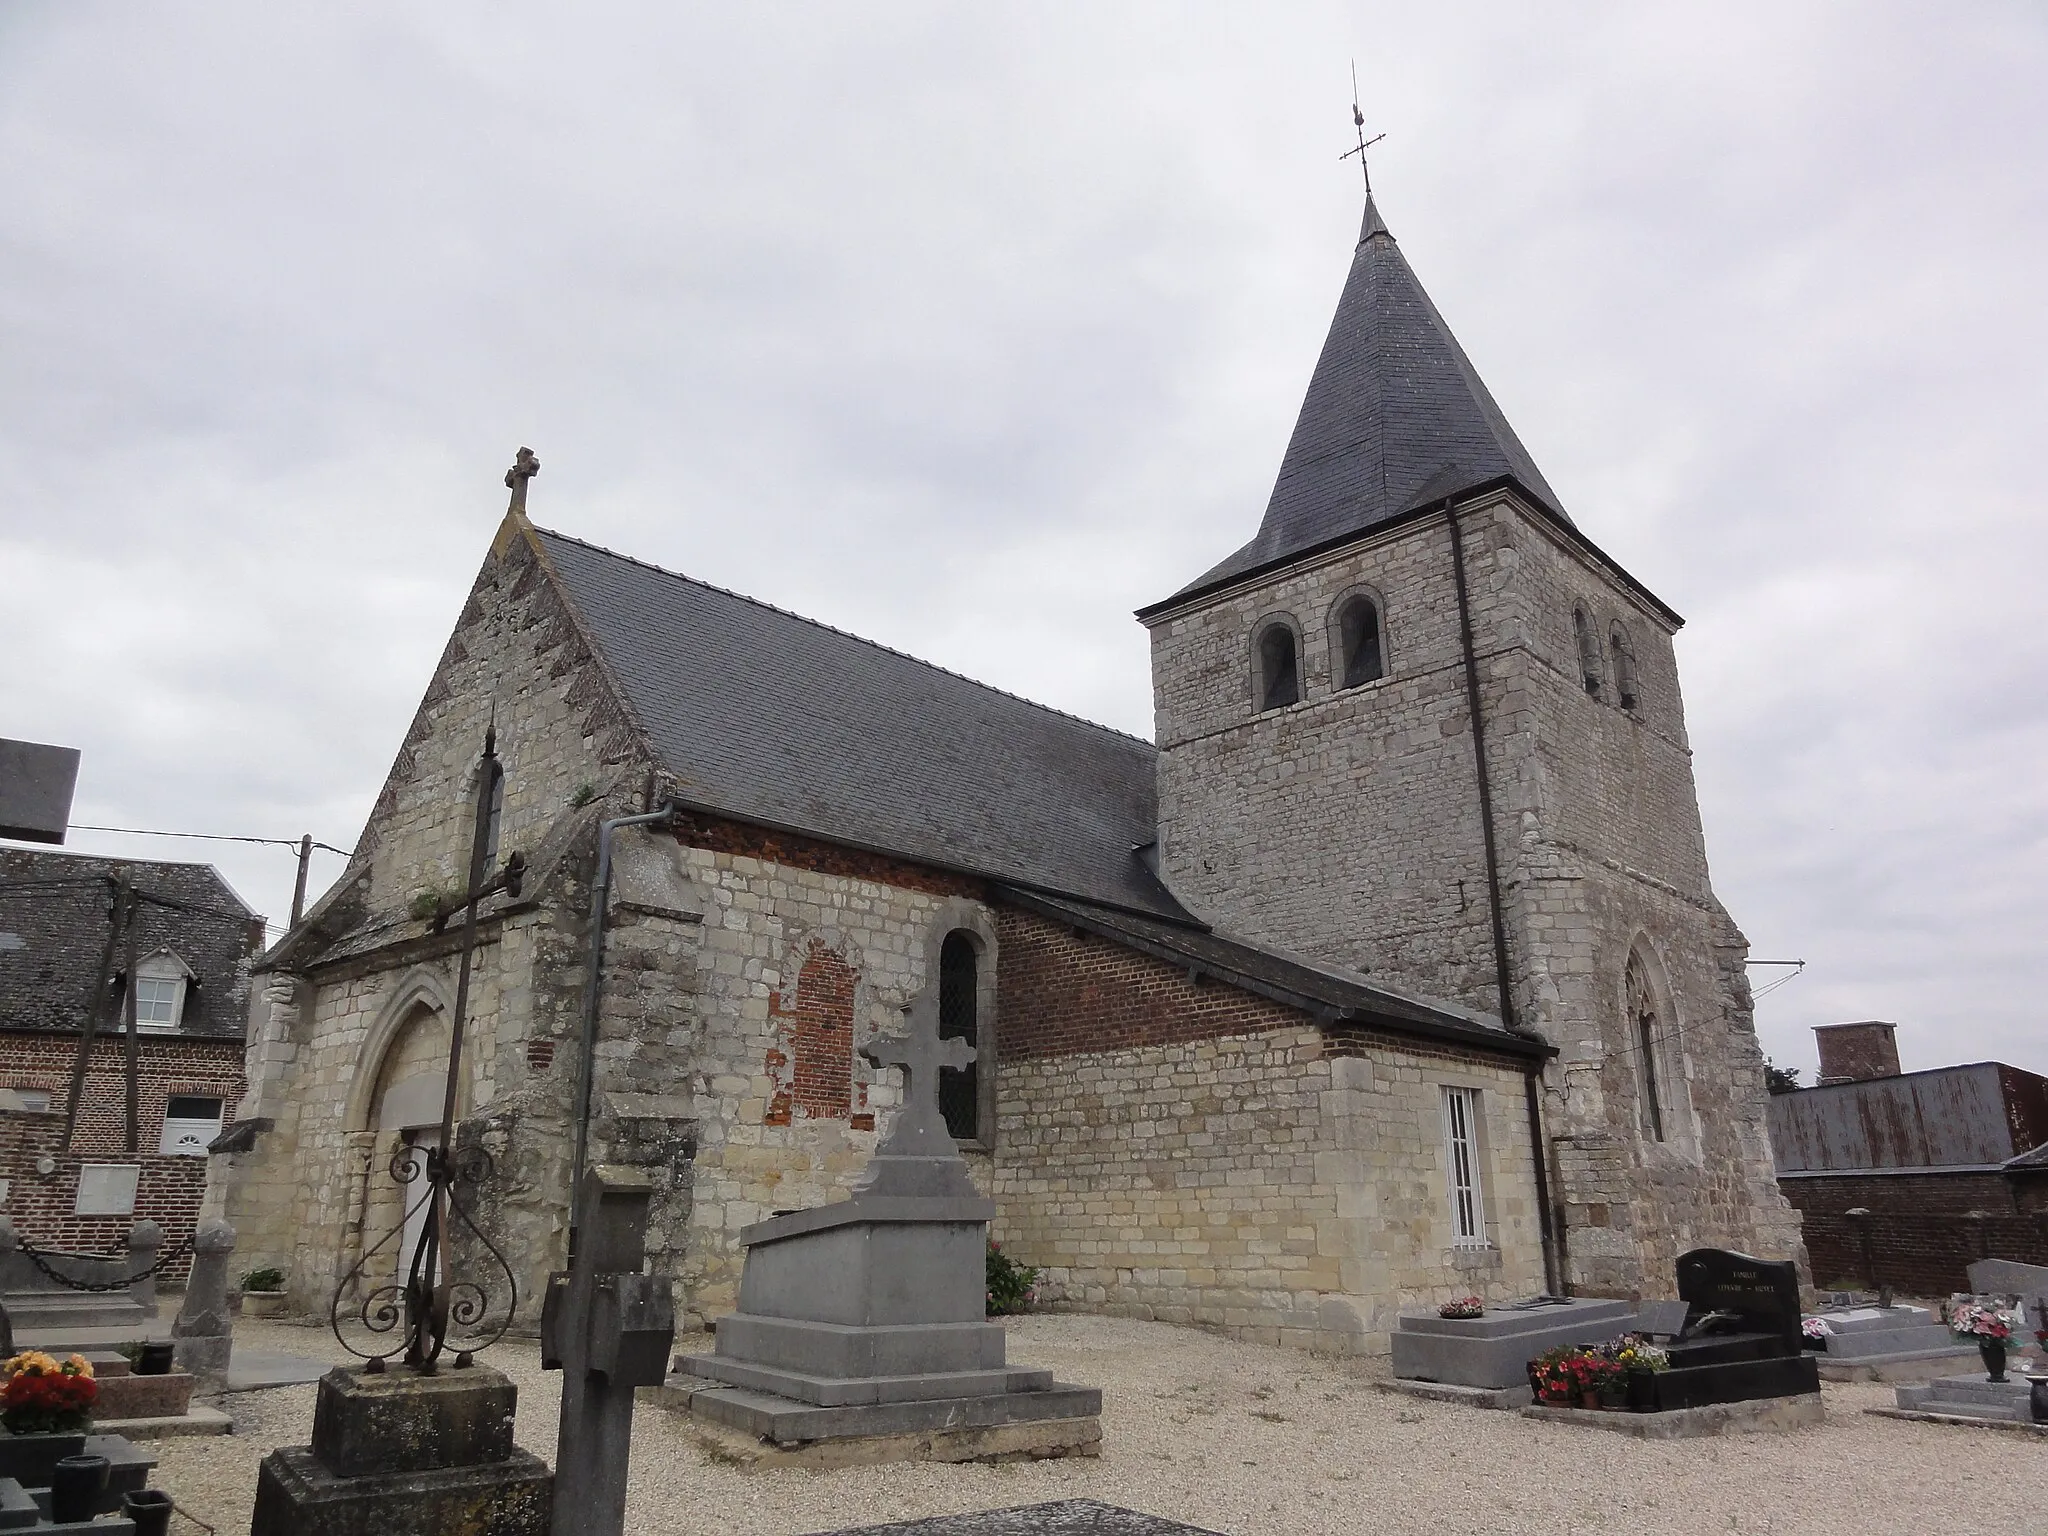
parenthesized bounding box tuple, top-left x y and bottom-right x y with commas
(1337, 61, 1385, 197)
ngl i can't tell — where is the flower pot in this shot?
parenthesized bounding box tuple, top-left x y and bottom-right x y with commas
(1625, 1371, 1658, 1413)
(124, 1488, 175, 1536)
(50, 1453, 109, 1524)
(1578, 1390, 1601, 1410)
(2031, 1376, 2048, 1425)
(1979, 1338, 2008, 1383)
(241, 1290, 290, 1319)
(134, 1342, 175, 1376)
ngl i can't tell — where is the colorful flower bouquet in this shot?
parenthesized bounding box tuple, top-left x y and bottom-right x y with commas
(1609, 1336, 1670, 1374)
(1529, 1344, 1625, 1406)
(1438, 1296, 1484, 1320)
(1801, 1316, 1834, 1347)
(1944, 1295, 2024, 1342)
(0, 1351, 98, 1435)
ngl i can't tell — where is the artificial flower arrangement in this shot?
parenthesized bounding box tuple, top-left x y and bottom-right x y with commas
(1437, 1296, 1484, 1319)
(1943, 1295, 2025, 1342)
(1801, 1317, 1834, 1343)
(1608, 1336, 1670, 1374)
(0, 1351, 97, 1435)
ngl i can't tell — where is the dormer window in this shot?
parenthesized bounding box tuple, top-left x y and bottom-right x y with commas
(1255, 620, 1301, 711)
(1334, 592, 1386, 689)
(132, 951, 194, 1032)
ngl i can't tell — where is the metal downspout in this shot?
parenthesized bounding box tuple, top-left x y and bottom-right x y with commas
(1446, 496, 1564, 1296)
(568, 804, 675, 1254)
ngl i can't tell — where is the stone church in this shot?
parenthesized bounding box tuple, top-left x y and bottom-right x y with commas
(210, 196, 1802, 1354)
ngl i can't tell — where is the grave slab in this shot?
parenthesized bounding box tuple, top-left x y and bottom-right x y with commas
(1390, 1297, 1634, 1389)
(1378, 1377, 1532, 1410)
(810, 1499, 1222, 1535)
(95, 1403, 235, 1439)
(689, 1412, 1102, 1471)
(224, 1350, 331, 1392)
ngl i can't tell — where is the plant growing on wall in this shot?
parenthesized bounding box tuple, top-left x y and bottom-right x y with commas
(242, 1267, 286, 1293)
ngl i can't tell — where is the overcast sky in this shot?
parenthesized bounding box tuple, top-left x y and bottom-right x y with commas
(3, 4, 2042, 1081)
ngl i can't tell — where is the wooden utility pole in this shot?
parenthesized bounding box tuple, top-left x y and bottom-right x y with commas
(290, 833, 313, 928)
(122, 888, 141, 1153)
(63, 874, 129, 1150)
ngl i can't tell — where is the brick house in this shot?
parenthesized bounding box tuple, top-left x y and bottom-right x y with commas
(1769, 1021, 2048, 1295)
(214, 194, 1799, 1351)
(0, 850, 259, 1279)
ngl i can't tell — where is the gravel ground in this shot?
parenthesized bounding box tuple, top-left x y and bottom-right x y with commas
(152, 1315, 2045, 1536)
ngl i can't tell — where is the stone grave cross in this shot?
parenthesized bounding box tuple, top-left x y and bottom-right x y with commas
(860, 986, 974, 1158)
(540, 1166, 675, 1536)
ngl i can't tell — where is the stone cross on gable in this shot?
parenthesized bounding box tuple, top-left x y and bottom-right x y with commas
(861, 986, 973, 1159)
(505, 446, 541, 514)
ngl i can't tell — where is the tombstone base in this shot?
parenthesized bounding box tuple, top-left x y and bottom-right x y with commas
(677, 1387, 1101, 1469)
(251, 1444, 553, 1536)
(1520, 1391, 1824, 1439)
(1390, 1298, 1635, 1390)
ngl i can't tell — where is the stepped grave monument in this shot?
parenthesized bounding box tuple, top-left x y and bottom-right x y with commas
(675, 983, 1100, 1465)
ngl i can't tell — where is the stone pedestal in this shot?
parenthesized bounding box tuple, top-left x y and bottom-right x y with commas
(251, 1367, 551, 1536)
(170, 1219, 235, 1385)
(679, 990, 1099, 1462)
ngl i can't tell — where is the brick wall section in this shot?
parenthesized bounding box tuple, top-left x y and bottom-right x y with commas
(0, 1030, 241, 1284)
(1813, 1022, 1903, 1085)
(778, 941, 859, 1122)
(1783, 1173, 2048, 1297)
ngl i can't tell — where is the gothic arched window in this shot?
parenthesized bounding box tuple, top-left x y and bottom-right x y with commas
(1625, 948, 1666, 1142)
(1574, 608, 1604, 699)
(1256, 622, 1300, 711)
(937, 931, 980, 1142)
(1609, 623, 1640, 712)
(1335, 594, 1386, 689)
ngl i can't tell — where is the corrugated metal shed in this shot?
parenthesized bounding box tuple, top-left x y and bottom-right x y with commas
(1769, 1063, 2048, 1173)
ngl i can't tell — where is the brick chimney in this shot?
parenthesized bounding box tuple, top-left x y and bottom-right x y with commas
(1813, 1022, 1902, 1085)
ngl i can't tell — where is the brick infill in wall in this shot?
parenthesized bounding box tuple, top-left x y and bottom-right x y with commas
(1781, 1171, 2047, 1297)
(666, 810, 984, 902)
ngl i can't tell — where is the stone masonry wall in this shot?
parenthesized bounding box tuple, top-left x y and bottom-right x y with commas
(990, 907, 1545, 1354)
(1150, 490, 1804, 1297)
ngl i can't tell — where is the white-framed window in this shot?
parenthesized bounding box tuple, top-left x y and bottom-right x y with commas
(131, 952, 192, 1031)
(1441, 1086, 1487, 1248)
(159, 1094, 225, 1156)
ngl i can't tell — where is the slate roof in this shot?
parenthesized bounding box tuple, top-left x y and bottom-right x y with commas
(0, 849, 264, 1039)
(1156, 197, 1570, 609)
(2006, 1141, 2048, 1172)
(1003, 886, 1547, 1059)
(534, 529, 1185, 919)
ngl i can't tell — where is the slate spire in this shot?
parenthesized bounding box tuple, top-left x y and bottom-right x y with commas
(1169, 195, 1569, 600)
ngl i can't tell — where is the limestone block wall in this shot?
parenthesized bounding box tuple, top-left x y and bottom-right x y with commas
(655, 816, 997, 1326)
(1149, 504, 1511, 1007)
(989, 907, 1544, 1354)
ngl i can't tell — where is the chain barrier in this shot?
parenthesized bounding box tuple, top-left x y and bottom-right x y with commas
(11, 1229, 198, 1293)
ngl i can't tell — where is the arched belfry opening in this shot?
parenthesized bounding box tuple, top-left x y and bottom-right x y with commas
(1255, 621, 1300, 711)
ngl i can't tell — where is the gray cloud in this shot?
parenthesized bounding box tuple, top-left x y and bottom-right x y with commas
(4, 2, 2042, 1080)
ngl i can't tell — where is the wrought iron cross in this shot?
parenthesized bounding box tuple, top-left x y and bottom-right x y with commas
(505, 446, 541, 514)
(860, 988, 974, 1159)
(1338, 61, 1385, 197)
(332, 726, 525, 1372)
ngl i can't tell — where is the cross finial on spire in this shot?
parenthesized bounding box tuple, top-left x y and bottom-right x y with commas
(1337, 61, 1385, 199)
(505, 446, 541, 515)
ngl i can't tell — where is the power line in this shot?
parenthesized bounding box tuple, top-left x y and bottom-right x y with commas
(70, 824, 349, 857)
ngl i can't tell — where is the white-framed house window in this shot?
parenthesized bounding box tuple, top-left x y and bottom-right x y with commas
(1441, 1086, 1488, 1248)
(159, 1094, 226, 1156)
(131, 951, 195, 1032)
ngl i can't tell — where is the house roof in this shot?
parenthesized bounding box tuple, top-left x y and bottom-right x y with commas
(1157, 196, 1570, 609)
(533, 528, 1185, 919)
(0, 849, 263, 1039)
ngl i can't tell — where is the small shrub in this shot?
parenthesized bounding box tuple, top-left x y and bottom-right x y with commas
(242, 1267, 286, 1293)
(986, 1241, 1038, 1317)
(569, 782, 598, 810)
(407, 889, 444, 923)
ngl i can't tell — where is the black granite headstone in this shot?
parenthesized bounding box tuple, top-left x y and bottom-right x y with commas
(1676, 1248, 1802, 1349)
